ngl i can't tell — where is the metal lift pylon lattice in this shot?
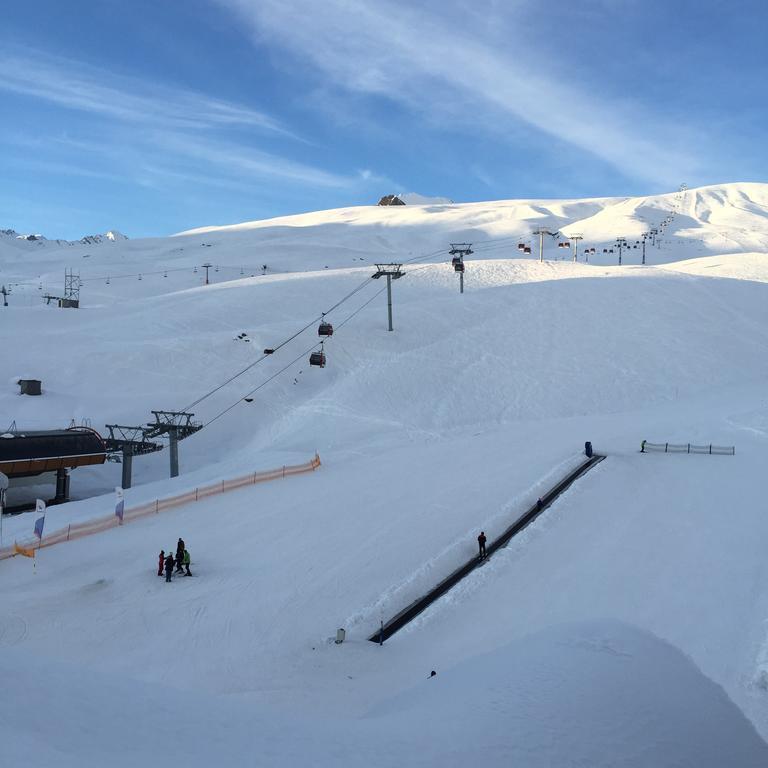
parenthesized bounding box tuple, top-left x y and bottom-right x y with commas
(145, 411, 202, 478)
(372, 264, 405, 331)
(104, 424, 163, 489)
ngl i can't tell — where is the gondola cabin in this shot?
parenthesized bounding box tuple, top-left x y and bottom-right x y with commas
(318, 322, 334, 337)
(309, 351, 326, 368)
(454, 261, 465, 272)
(523, 246, 531, 254)
(517, 243, 525, 250)
(451, 256, 462, 267)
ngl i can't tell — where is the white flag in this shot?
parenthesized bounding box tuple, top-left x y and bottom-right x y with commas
(34, 499, 46, 540)
(115, 486, 125, 522)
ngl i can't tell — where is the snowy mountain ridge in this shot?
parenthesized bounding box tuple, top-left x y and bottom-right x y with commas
(0, 227, 128, 248)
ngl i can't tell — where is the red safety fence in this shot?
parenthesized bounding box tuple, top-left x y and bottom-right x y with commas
(1, 454, 321, 561)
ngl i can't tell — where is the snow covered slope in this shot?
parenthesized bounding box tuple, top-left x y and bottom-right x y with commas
(2, 181, 768, 764)
(2, 620, 766, 767)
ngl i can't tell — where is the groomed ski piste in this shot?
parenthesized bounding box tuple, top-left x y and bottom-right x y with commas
(3, 182, 768, 765)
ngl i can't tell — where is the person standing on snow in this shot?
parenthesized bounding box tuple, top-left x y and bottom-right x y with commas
(175, 538, 185, 573)
(164, 552, 175, 582)
(158, 549, 165, 576)
(477, 531, 487, 559)
(183, 549, 191, 576)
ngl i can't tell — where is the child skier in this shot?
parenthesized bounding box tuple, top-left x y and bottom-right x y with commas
(157, 549, 165, 576)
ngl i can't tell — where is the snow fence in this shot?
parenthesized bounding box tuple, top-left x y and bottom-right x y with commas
(0, 453, 321, 561)
(641, 442, 735, 455)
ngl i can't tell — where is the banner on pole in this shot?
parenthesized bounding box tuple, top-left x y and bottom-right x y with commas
(115, 487, 125, 522)
(34, 499, 46, 540)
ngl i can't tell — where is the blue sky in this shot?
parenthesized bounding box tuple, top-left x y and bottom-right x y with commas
(1, 0, 766, 239)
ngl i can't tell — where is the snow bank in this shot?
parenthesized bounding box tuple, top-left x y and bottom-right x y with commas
(1, 620, 764, 767)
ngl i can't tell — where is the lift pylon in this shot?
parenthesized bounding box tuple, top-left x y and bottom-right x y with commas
(104, 424, 163, 489)
(372, 264, 405, 331)
(145, 411, 202, 478)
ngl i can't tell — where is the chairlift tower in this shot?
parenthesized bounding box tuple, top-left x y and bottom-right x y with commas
(104, 424, 164, 489)
(568, 235, 583, 263)
(532, 228, 559, 262)
(372, 264, 405, 331)
(615, 237, 629, 266)
(449, 243, 473, 293)
(201, 263, 213, 285)
(62, 268, 81, 308)
(145, 411, 202, 478)
(640, 233, 649, 265)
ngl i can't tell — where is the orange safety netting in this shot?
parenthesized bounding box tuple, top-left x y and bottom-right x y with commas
(0, 454, 321, 561)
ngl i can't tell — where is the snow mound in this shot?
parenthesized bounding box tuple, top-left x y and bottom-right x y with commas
(1, 620, 764, 767)
(371, 620, 768, 767)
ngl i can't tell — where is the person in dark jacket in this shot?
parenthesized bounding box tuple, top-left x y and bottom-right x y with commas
(158, 550, 165, 576)
(164, 553, 174, 582)
(183, 549, 191, 576)
(536, 498, 543, 512)
(477, 531, 487, 559)
(175, 538, 185, 573)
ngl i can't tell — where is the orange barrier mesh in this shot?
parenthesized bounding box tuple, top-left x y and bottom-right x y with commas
(0, 454, 321, 560)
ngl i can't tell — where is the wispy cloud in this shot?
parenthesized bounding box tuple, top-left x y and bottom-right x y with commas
(0, 47, 380, 195)
(0, 47, 287, 134)
(151, 133, 355, 188)
(217, 0, 701, 186)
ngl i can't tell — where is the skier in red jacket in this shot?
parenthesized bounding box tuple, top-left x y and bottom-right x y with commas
(157, 550, 165, 576)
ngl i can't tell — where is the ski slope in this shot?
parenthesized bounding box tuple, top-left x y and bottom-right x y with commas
(2, 182, 768, 765)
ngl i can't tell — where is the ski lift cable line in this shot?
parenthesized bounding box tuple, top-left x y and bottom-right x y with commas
(180, 275, 375, 412)
(202, 343, 318, 428)
(203, 284, 389, 429)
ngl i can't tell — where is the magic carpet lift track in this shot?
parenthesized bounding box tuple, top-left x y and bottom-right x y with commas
(369, 454, 606, 644)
